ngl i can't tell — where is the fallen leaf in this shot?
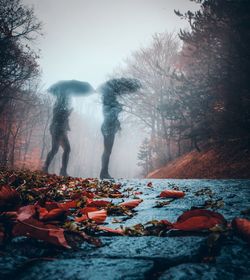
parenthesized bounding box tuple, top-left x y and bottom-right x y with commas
(39, 207, 66, 221)
(160, 190, 185, 198)
(75, 209, 107, 224)
(232, 218, 250, 243)
(119, 199, 143, 209)
(173, 209, 226, 231)
(13, 205, 70, 248)
(87, 209, 107, 224)
(98, 226, 124, 235)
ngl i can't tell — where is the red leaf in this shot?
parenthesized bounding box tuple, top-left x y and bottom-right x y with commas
(0, 185, 21, 210)
(172, 209, 226, 231)
(176, 209, 226, 224)
(232, 218, 250, 243)
(98, 226, 124, 235)
(87, 209, 107, 224)
(160, 190, 185, 198)
(87, 200, 111, 207)
(75, 209, 107, 224)
(13, 205, 70, 248)
(173, 216, 222, 231)
(38, 207, 49, 219)
(119, 199, 143, 209)
(39, 208, 66, 222)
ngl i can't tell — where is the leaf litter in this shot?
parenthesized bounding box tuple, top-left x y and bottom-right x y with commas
(0, 169, 249, 263)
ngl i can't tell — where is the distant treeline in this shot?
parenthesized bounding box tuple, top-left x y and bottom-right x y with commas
(0, 0, 50, 169)
(115, 0, 250, 175)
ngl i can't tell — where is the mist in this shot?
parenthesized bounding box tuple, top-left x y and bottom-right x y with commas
(2, 0, 200, 178)
(49, 93, 146, 178)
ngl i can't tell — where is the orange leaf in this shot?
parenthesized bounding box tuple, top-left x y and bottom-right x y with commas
(98, 226, 124, 235)
(160, 190, 185, 198)
(232, 218, 250, 243)
(119, 199, 143, 209)
(75, 209, 107, 224)
(87, 209, 107, 224)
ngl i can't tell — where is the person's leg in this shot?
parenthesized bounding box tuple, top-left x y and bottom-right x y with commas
(100, 133, 115, 179)
(43, 133, 60, 173)
(60, 134, 71, 176)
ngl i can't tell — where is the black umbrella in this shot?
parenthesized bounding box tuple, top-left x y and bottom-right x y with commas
(48, 80, 95, 96)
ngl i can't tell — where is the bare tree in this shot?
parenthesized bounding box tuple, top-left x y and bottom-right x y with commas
(0, 0, 42, 113)
(115, 32, 181, 171)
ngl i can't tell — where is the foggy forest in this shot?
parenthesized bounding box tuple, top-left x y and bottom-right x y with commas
(1, 0, 249, 179)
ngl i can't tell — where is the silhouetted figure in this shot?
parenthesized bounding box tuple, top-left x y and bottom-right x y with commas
(43, 80, 94, 176)
(99, 78, 141, 179)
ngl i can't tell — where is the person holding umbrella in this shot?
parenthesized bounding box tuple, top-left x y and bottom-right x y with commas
(43, 80, 94, 176)
(99, 78, 141, 179)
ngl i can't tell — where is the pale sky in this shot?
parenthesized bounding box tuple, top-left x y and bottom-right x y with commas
(23, 0, 198, 89)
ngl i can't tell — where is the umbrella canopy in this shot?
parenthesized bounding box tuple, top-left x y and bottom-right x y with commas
(99, 78, 141, 96)
(48, 80, 95, 96)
